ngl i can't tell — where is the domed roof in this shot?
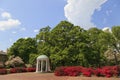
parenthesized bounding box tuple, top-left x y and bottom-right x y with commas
(102, 27, 111, 32)
(37, 55, 48, 60)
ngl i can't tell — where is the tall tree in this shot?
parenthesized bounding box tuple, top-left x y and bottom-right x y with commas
(101, 26, 120, 65)
(36, 26, 51, 56)
(37, 21, 90, 68)
(7, 38, 37, 63)
(86, 28, 107, 67)
(112, 26, 120, 54)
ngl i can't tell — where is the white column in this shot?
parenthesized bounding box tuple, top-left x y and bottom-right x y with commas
(48, 59, 51, 71)
(36, 59, 39, 72)
(38, 61, 40, 71)
(41, 60, 43, 72)
(45, 60, 48, 72)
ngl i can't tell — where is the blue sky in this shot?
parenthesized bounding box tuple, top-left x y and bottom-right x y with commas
(0, 0, 120, 51)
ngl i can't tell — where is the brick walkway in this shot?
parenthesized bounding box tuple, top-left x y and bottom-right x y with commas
(0, 72, 120, 80)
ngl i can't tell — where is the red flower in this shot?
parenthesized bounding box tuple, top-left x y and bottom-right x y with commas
(54, 66, 120, 77)
(10, 68, 17, 73)
(26, 68, 36, 72)
(0, 69, 7, 75)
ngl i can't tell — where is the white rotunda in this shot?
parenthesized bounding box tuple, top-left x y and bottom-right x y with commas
(36, 55, 51, 73)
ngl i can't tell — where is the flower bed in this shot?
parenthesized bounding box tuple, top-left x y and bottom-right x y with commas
(0, 67, 36, 75)
(9, 68, 27, 73)
(26, 67, 36, 72)
(54, 66, 120, 77)
(0, 69, 7, 75)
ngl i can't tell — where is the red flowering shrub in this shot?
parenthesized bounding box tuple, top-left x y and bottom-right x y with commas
(21, 68, 27, 72)
(64, 66, 82, 76)
(9, 67, 36, 74)
(26, 67, 36, 72)
(0, 69, 7, 75)
(92, 66, 120, 78)
(55, 66, 83, 76)
(93, 68, 101, 76)
(102, 66, 113, 77)
(10, 68, 18, 73)
(9, 68, 28, 73)
(112, 66, 120, 76)
(82, 71, 91, 77)
(81, 68, 93, 77)
(0, 67, 36, 75)
(54, 66, 120, 77)
(54, 66, 66, 76)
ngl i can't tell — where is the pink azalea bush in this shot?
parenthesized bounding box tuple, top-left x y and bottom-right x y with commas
(54, 66, 120, 77)
(5, 56, 24, 68)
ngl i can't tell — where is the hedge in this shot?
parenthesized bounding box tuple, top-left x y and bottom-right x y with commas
(54, 66, 120, 77)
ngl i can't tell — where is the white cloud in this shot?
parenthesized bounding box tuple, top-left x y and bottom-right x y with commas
(0, 11, 21, 31)
(1, 12, 11, 19)
(64, 0, 108, 29)
(0, 19, 21, 31)
(34, 29, 39, 33)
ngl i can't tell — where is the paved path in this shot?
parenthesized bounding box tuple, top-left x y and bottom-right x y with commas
(0, 72, 120, 80)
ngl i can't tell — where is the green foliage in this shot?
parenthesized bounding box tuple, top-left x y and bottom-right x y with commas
(7, 21, 120, 69)
(112, 26, 120, 40)
(99, 26, 120, 65)
(84, 28, 107, 67)
(112, 26, 120, 54)
(29, 54, 38, 66)
(7, 38, 37, 63)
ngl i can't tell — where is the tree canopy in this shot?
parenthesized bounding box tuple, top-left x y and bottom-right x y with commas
(7, 21, 120, 69)
(7, 38, 37, 63)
